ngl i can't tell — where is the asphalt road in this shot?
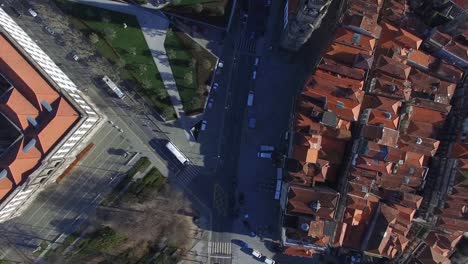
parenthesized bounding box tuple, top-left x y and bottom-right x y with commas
(0, 0, 205, 261)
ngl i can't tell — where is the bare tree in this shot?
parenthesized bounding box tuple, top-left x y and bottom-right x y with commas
(103, 28, 116, 41)
(89, 33, 100, 44)
(201, 59, 212, 70)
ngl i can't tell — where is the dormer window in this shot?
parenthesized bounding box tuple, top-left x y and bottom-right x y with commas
(27, 116, 38, 128)
(40, 100, 53, 112)
(336, 101, 344, 109)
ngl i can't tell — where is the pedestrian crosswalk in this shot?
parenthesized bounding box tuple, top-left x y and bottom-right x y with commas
(172, 164, 201, 188)
(238, 32, 256, 54)
(208, 241, 232, 256)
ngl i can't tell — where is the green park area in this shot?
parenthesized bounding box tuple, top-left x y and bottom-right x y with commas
(54, 0, 176, 119)
(165, 28, 216, 115)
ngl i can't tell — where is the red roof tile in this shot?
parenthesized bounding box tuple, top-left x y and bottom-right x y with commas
(361, 95, 402, 114)
(380, 22, 422, 50)
(287, 186, 339, 220)
(325, 42, 373, 67)
(333, 27, 376, 52)
(375, 55, 412, 80)
(361, 125, 400, 148)
(398, 134, 440, 157)
(318, 57, 366, 80)
(370, 72, 412, 100)
(0, 88, 39, 130)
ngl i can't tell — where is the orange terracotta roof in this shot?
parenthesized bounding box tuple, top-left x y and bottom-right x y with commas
(370, 72, 412, 101)
(318, 57, 366, 80)
(367, 109, 400, 129)
(452, 143, 468, 159)
(361, 94, 402, 114)
(361, 125, 400, 148)
(432, 60, 464, 82)
(287, 186, 339, 220)
(319, 136, 347, 164)
(303, 75, 364, 121)
(333, 27, 376, 52)
(399, 134, 440, 157)
(343, 12, 382, 38)
(437, 216, 468, 232)
(35, 98, 79, 153)
(0, 88, 39, 130)
(325, 42, 373, 67)
(380, 22, 422, 50)
(375, 55, 411, 80)
(283, 246, 316, 258)
(314, 70, 364, 91)
(0, 175, 13, 201)
(356, 156, 393, 175)
(1, 139, 42, 185)
(0, 35, 59, 109)
(407, 49, 437, 69)
(293, 145, 319, 164)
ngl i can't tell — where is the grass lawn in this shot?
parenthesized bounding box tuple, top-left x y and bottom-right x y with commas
(162, 0, 233, 27)
(165, 28, 216, 115)
(53, 0, 176, 119)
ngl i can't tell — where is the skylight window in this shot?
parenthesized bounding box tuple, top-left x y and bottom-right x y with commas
(336, 101, 344, 109)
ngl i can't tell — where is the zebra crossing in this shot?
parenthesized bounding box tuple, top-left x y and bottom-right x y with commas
(238, 32, 257, 54)
(172, 164, 201, 188)
(208, 241, 232, 256)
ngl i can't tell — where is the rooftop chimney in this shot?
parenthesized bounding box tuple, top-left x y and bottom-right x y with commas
(416, 138, 423, 145)
(309, 200, 321, 212)
(300, 223, 310, 232)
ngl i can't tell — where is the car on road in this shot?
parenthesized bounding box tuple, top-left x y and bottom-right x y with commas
(257, 152, 272, 158)
(252, 70, 257, 80)
(207, 98, 214, 109)
(28, 8, 38, 18)
(239, 240, 249, 248)
(217, 60, 224, 68)
(45, 26, 55, 35)
(248, 117, 256, 129)
(72, 53, 80, 61)
(247, 90, 254, 106)
(262, 257, 276, 264)
(212, 82, 219, 91)
(254, 57, 260, 67)
(201, 120, 207, 131)
(260, 145, 274, 151)
(242, 13, 248, 25)
(252, 249, 262, 258)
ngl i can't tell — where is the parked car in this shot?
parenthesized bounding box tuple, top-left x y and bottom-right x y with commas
(217, 60, 224, 68)
(263, 257, 276, 264)
(260, 145, 274, 151)
(248, 117, 256, 129)
(247, 90, 254, 106)
(252, 71, 257, 80)
(212, 82, 219, 91)
(45, 26, 55, 35)
(28, 8, 38, 18)
(257, 152, 272, 158)
(207, 98, 214, 109)
(201, 120, 207, 131)
(242, 13, 248, 25)
(254, 57, 260, 66)
(252, 249, 262, 258)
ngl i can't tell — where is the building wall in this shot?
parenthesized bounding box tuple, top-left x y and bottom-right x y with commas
(0, 8, 103, 222)
(281, 0, 334, 51)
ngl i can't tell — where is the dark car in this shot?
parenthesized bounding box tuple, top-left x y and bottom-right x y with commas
(248, 117, 256, 129)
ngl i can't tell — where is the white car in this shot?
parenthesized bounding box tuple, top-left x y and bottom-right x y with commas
(207, 98, 214, 109)
(212, 82, 219, 91)
(218, 60, 224, 68)
(263, 258, 275, 264)
(254, 57, 260, 66)
(72, 54, 79, 61)
(201, 120, 207, 131)
(252, 71, 257, 80)
(28, 8, 38, 18)
(252, 250, 262, 259)
(258, 152, 272, 159)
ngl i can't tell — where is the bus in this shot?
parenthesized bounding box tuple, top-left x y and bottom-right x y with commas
(102, 75, 126, 99)
(165, 142, 189, 165)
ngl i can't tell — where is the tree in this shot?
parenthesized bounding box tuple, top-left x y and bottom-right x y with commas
(184, 72, 193, 85)
(156, 88, 168, 100)
(116, 58, 126, 69)
(189, 58, 196, 68)
(141, 79, 152, 90)
(188, 97, 201, 109)
(193, 4, 204, 13)
(89, 33, 100, 44)
(201, 59, 212, 70)
(128, 47, 137, 56)
(103, 28, 116, 40)
(215, 5, 225, 15)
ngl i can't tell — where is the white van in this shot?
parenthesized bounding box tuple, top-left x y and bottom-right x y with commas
(252, 249, 262, 258)
(28, 8, 38, 18)
(257, 152, 272, 159)
(260, 145, 274, 151)
(247, 91, 254, 106)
